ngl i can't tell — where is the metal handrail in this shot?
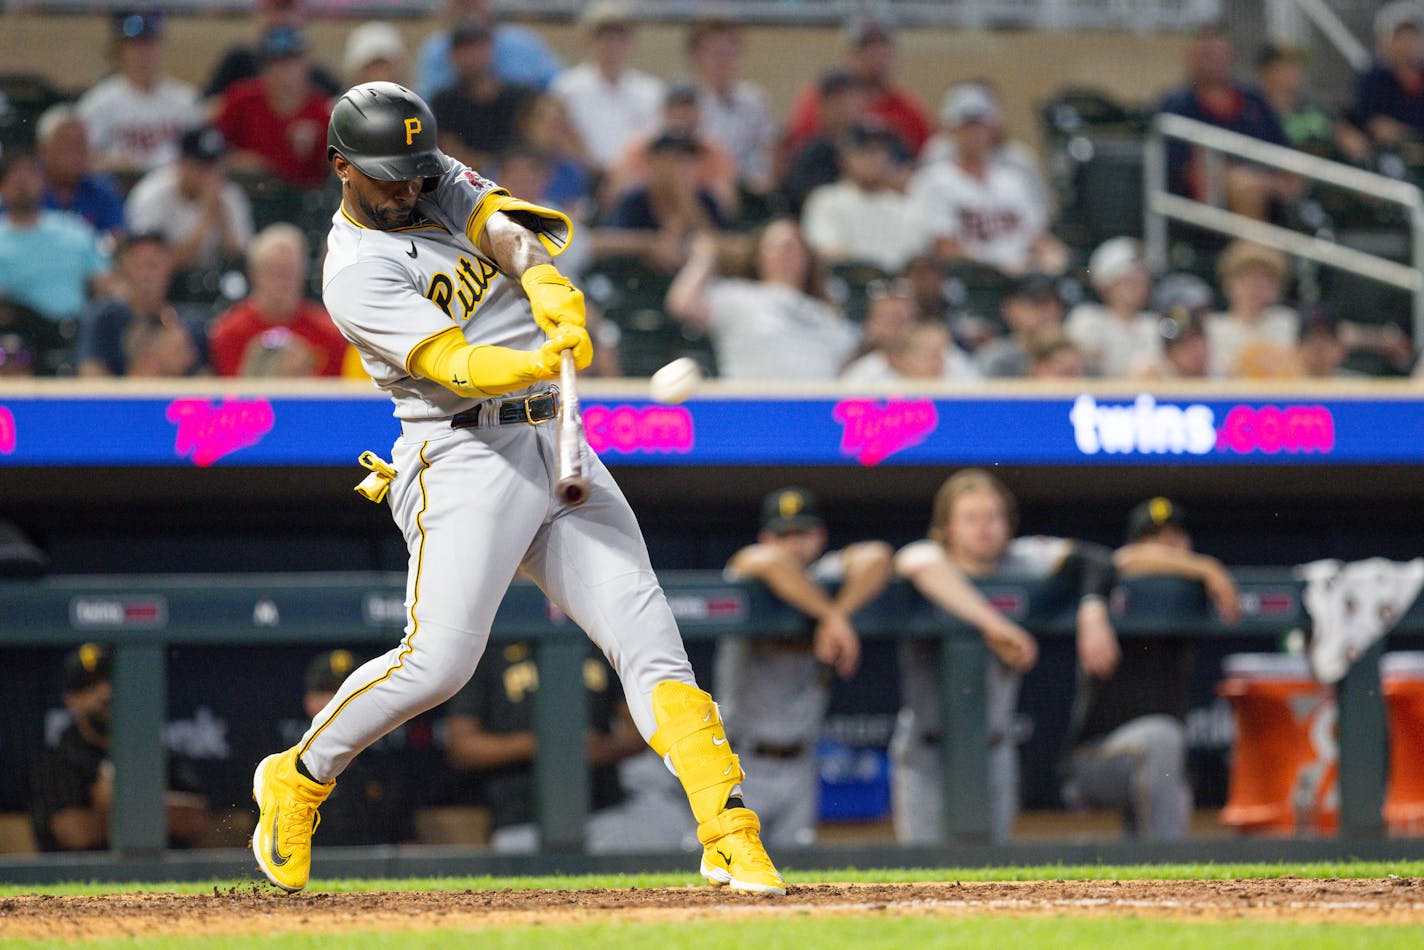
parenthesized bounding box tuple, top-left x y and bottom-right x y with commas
(1145, 112, 1424, 341)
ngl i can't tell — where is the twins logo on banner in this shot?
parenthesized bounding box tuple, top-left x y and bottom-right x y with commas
(833, 399, 939, 465)
(0, 406, 13, 455)
(167, 398, 276, 466)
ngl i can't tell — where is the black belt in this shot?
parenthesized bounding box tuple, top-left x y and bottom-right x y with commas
(450, 389, 559, 429)
(751, 742, 810, 760)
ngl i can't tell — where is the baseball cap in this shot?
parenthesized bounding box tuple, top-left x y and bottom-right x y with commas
(1006, 271, 1060, 303)
(258, 24, 308, 61)
(179, 126, 227, 163)
(647, 131, 702, 156)
(841, 122, 900, 152)
(1125, 497, 1186, 543)
(449, 18, 494, 48)
(114, 11, 163, 41)
(1152, 272, 1214, 316)
(304, 649, 361, 694)
(63, 643, 113, 693)
(664, 82, 700, 108)
(843, 12, 895, 48)
(818, 69, 869, 98)
(344, 22, 407, 75)
(760, 487, 825, 535)
(940, 83, 1001, 128)
(1087, 237, 1145, 289)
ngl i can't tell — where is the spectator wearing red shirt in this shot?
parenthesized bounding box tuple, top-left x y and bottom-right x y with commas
(215, 25, 333, 187)
(209, 224, 345, 377)
(784, 13, 931, 158)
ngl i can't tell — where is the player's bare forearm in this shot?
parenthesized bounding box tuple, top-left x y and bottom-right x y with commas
(902, 556, 1017, 637)
(834, 541, 894, 616)
(478, 210, 555, 279)
(1115, 542, 1215, 581)
(49, 807, 108, 851)
(729, 546, 840, 621)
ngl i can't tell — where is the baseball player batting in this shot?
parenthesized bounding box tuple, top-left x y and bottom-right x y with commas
(250, 82, 784, 895)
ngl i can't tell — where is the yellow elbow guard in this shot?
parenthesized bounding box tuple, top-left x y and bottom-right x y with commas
(466, 191, 574, 257)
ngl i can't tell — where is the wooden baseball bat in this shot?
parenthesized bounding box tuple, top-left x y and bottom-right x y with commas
(555, 348, 589, 506)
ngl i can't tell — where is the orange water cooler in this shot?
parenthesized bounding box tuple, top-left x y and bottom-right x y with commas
(1218, 653, 1338, 834)
(1383, 652, 1424, 835)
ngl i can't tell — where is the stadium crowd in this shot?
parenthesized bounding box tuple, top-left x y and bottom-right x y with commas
(2, 2, 1424, 382)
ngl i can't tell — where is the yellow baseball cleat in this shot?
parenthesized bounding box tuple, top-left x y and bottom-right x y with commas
(697, 807, 787, 895)
(251, 747, 334, 893)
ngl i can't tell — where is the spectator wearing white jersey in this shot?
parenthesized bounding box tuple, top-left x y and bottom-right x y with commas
(910, 84, 1066, 277)
(1065, 237, 1160, 377)
(550, 1, 664, 172)
(77, 13, 204, 175)
(667, 223, 858, 380)
(802, 124, 921, 274)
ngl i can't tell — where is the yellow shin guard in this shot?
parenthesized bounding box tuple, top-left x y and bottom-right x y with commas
(648, 681, 742, 825)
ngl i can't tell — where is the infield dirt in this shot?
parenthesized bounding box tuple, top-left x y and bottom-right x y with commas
(3, 877, 1424, 941)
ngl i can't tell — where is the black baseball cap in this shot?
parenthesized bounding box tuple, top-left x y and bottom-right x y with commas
(114, 11, 163, 41)
(1007, 272, 1060, 303)
(1125, 497, 1187, 543)
(760, 487, 825, 535)
(180, 126, 227, 163)
(647, 131, 702, 156)
(304, 649, 360, 694)
(63, 643, 113, 692)
(450, 18, 494, 48)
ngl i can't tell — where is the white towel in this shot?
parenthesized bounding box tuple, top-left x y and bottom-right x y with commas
(1297, 557, 1424, 684)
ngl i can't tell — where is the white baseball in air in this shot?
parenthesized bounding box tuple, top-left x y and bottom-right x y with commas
(648, 357, 703, 404)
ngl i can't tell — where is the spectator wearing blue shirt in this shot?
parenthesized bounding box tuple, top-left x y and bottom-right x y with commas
(36, 105, 126, 238)
(0, 152, 111, 324)
(1350, 2, 1424, 150)
(76, 232, 204, 378)
(1158, 25, 1298, 221)
(415, 0, 563, 98)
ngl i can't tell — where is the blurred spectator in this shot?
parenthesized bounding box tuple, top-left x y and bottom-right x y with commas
(1028, 334, 1086, 378)
(415, 0, 563, 98)
(599, 133, 726, 272)
(214, 26, 334, 187)
(603, 83, 739, 219)
(717, 488, 891, 846)
(843, 278, 918, 365)
(550, 1, 664, 172)
(343, 22, 408, 88)
(204, 0, 339, 101)
(512, 95, 593, 211)
(892, 470, 1118, 843)
(1297, 311, 1351, 379)
(903, 253, 951, 324)
(802, 125, 920, 273)
(1158, 25, 1296, 220)
(443, 643, 671, 853)
(1350, 2, 1424, 151)
(296, 651, 416, 845)
(31, 644, 209, 852)
(433, 21, 537, 173)
(1060, 498, 1240, 841)
(667, 224, 857, 379)
(77, 12, 204, 175)
(783, 70, 873, 214)
(843, 317, 977, 383)
(35, 105, 125, 238)
(785, 12, 931, 158)
(1207, 241, 1299, 377)
(1134, 274, 1214, 379)
(922, 81, 1051, 215)
(126, 127, 254, 274)
(1256, 44, 1370, 162)
(1065, 237, 1160, 377)
(0, 333, 35, 378)
(976, 273, 1065, 378)
(0, 151, 111, 324)
(76, 232, 203, 378)
(209, 224, 345, 377)
(910, 85, 1067, 276)
(687, 19, 778, 196)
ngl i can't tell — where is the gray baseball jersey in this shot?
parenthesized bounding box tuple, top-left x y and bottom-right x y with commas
(294, 159, 700, 792)
(891, 536, 1071, 843)
(712, 551, 844, 847)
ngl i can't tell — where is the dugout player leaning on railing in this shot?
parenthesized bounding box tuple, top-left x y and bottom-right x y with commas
(1058, 498, 1241, 840)
(891, 469, 1118, 844)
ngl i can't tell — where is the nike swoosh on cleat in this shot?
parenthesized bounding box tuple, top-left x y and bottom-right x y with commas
(723, 764, 733, 776)
(406, 241, 418, 259)
(269, 806, 291, 867)
(716, 849, 731, 866)
(711, 734, 727, 745)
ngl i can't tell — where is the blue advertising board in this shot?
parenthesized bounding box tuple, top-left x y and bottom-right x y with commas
(0, 388, 1420, 468)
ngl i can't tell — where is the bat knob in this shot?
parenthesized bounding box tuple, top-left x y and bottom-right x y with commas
(557, 477, 589, 507)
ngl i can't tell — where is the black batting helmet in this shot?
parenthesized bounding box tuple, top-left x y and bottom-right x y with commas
(327, 82, 445, 181)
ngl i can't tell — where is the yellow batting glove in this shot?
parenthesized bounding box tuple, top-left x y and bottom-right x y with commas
(531, 325, 594, 377)
(521, 263, 586, 336)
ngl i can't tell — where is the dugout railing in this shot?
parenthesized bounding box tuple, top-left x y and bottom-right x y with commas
(0, 568, 1416, 873)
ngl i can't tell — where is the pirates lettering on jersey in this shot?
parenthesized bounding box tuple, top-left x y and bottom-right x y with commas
(425, 255, 502, 321)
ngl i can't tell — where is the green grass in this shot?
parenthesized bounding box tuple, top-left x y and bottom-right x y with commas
(1, 860, 1420, 897)
(3, 916, 1422, 950)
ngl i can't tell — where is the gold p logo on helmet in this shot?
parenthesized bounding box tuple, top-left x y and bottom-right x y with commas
(404, 117, 422, 145)
(1148, 497, 1174, 525)
(779, 492, 803, 519)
